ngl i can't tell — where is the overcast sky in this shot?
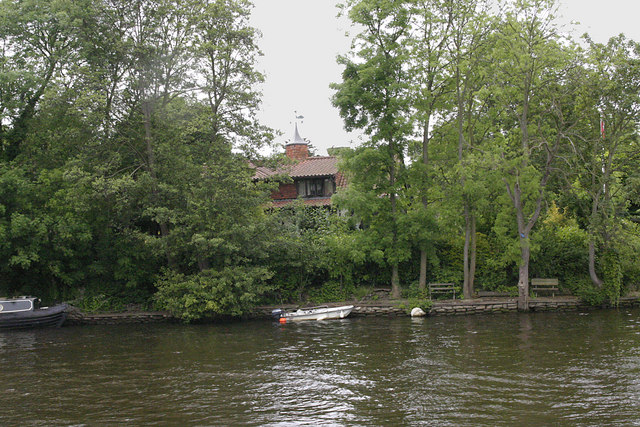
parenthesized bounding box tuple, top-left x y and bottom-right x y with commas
(250, 0, 640, 156)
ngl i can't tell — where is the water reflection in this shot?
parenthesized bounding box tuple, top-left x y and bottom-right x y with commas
(1, 310, 640, 425)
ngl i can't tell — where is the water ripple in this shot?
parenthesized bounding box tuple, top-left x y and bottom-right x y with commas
(1, 310, 640, 425)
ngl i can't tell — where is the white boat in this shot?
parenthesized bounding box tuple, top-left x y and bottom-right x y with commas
(271, 305, 354, 322)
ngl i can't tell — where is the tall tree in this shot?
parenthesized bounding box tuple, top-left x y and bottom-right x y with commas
(489, 0, 577, 310)
(447, 0, 494, 298)
(0, 0, 80, 161)
(570, 35, 640, 294)
(406, 0, 454, 291)
(193, 0, 271, 155)
(333, 0, 414, 298)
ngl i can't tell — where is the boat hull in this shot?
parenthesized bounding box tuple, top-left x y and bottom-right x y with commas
(281, 305, 354, 322)
(0, 304, 68, 330)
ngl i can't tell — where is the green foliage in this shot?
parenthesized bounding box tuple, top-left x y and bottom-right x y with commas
(307, 281, 356, 304)
(617, 222, 640, 292)
(496, 286, 519, 297)
(530, 203, 589, 286)
(70, 294, 125, 314)
(473, 232, 517, 291)
(258, 204, 330, 303)
(401, 282, 428, 299)
(154, 266, 273, 323)
(601, 250, 623, 307)
(398, 284, 433, 314)
(573, 278, 607, 307)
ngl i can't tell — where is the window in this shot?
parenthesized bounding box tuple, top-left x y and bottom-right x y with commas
(296, 178, 326, 197)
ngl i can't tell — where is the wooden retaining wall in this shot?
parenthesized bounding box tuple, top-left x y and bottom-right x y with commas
(65, 308, 173, 326)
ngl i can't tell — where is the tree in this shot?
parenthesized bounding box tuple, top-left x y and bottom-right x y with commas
(446, 0, 497, 299)
(488, 0, 578, 310)
(193, 0, 272, 155)
(332, 0, 414, 298)
(567, 35, 640, 300)
(0, 0, 81, 161)
(404, 0, 454, 291)
(0, 0, 276, 315)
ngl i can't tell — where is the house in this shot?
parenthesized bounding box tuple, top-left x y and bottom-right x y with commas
(253, 124, 347, 207)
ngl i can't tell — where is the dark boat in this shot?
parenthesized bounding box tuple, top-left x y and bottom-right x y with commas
(0, 297, 67, 330)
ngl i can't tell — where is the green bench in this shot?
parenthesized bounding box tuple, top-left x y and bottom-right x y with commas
(428, 283, 456, 300)
(531, 278, 559, 297)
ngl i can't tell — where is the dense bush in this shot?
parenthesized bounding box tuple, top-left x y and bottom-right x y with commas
(530, 204, 589, 289)
(154, 266, 273, 322)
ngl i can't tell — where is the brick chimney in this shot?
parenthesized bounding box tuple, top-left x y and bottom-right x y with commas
(285, 122, 309, 161)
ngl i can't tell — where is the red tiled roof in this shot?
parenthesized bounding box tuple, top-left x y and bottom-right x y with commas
(335, 172, 348, 188)
(289, 156, 338, 178)
(252, 165, 277, 179)
(251, 156, 339, 180)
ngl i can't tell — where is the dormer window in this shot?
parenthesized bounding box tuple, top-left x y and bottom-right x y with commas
(296, 178, 323, 197)
(296, 178, 335, 198)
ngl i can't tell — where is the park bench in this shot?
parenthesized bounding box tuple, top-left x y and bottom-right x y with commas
(531, 278, 559, 298)
(428, 283, 456, 300)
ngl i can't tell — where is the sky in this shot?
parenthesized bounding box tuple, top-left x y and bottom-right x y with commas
(250, 0, 640, 156)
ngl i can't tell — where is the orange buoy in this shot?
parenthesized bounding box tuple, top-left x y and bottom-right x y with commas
(279, 317, 287, 324)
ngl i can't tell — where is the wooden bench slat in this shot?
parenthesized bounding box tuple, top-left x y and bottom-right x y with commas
(428, 283, 456, 299)
(531, 278, 559, 297)
(531, 280, 558, 287)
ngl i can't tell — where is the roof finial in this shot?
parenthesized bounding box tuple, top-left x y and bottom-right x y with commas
(292, 111, 306, 144)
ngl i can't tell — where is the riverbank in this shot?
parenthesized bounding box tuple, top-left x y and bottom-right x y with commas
(252, 295, 640, 319)
(64, 305, 173, 326)
(64, 294, 640, 325)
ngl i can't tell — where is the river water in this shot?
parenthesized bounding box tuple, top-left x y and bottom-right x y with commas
(1, 309, 640, 426)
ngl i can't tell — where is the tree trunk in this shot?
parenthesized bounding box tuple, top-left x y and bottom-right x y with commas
(463, 204, 472, 299)
(505, 178, 542, 312)
(419, 120, 431, 290)
(6, 60, 57, 161)
(391, 264, 401, 299)
(588, 192, 604, 288)
(588, 241, 603, 288)
(470, 214, 477, 292)
(389, 138, 401, 300)
(457, 69, 474, 299)
(517, 239, 530, 311)
(463, 206, 477, 299)
(419, 251, 427, 291)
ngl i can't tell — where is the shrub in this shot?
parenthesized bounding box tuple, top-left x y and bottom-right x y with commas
(601, 250, 623, 307)
(70, 293, 123, 313)
(398, 283, 433, 313)
(573, 277, 607, 306)
(154, 266, 273, 322)
(530, 204, 588, 287)
(306, 280, 356, 303)
(406, 297, 433, 313)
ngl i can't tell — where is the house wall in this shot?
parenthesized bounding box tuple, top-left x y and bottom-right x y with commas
(271, 183, 297, 200)
(273, 177, 336, 200)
